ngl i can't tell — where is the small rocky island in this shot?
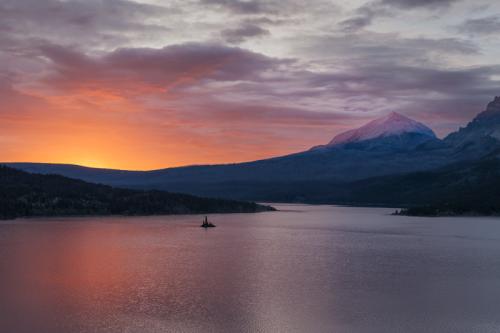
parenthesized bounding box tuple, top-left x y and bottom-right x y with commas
(200, 216, 216, 228)
(0, 166, 275, 220)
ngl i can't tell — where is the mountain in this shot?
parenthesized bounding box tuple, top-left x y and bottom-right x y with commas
(0, 166, 274, 220)
(3, 113, 453, 186)
(322, 112, 436, 147)
(445, 96, 500, 147)
(4, 96, 500, 204)
(4, 142, 454, 187)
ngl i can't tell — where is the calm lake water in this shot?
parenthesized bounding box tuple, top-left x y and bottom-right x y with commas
(1, 204, 500, 333)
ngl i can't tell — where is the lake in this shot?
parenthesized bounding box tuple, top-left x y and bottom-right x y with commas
(1, 204, 500, 333)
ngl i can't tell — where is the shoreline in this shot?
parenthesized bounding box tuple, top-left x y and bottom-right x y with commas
(0, 206, 277, 222)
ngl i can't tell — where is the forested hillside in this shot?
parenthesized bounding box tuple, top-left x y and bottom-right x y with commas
(0, 166, 274, 220)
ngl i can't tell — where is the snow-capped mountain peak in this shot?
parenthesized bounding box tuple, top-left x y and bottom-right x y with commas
(326, 112, 436, 147)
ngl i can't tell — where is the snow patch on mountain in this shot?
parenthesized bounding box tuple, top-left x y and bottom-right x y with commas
(326, 112, 436, 147)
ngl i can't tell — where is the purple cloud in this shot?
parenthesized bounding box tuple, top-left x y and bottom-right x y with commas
(38, 42, 286, 94)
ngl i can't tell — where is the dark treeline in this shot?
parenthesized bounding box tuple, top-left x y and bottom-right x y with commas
(0, 166, 274, 220)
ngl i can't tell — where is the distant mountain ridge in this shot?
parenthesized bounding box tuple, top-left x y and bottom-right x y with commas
(4, 96, 500, 206)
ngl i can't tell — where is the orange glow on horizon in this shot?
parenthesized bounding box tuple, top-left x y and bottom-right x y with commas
(0, 96, 303, 171)
(1, 67, 326, 171)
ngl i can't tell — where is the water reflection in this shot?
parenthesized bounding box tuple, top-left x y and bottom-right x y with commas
(1, 206, 500, 332)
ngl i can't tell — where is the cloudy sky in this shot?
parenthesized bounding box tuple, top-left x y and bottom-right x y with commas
(1, 0, 500, 169)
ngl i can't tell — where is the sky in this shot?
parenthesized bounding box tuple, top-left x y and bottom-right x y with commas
(1, 0, 500, 170)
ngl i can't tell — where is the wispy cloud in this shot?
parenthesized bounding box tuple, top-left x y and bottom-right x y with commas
(339, 0, 461, 32)
(221, 23, 270, 44)
(457, 15, 500, 35)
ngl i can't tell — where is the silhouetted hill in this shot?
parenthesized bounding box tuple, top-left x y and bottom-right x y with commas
(0, 166, 275, 220)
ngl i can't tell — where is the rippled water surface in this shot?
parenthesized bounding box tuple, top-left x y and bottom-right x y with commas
(2, 204, 500, 332)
